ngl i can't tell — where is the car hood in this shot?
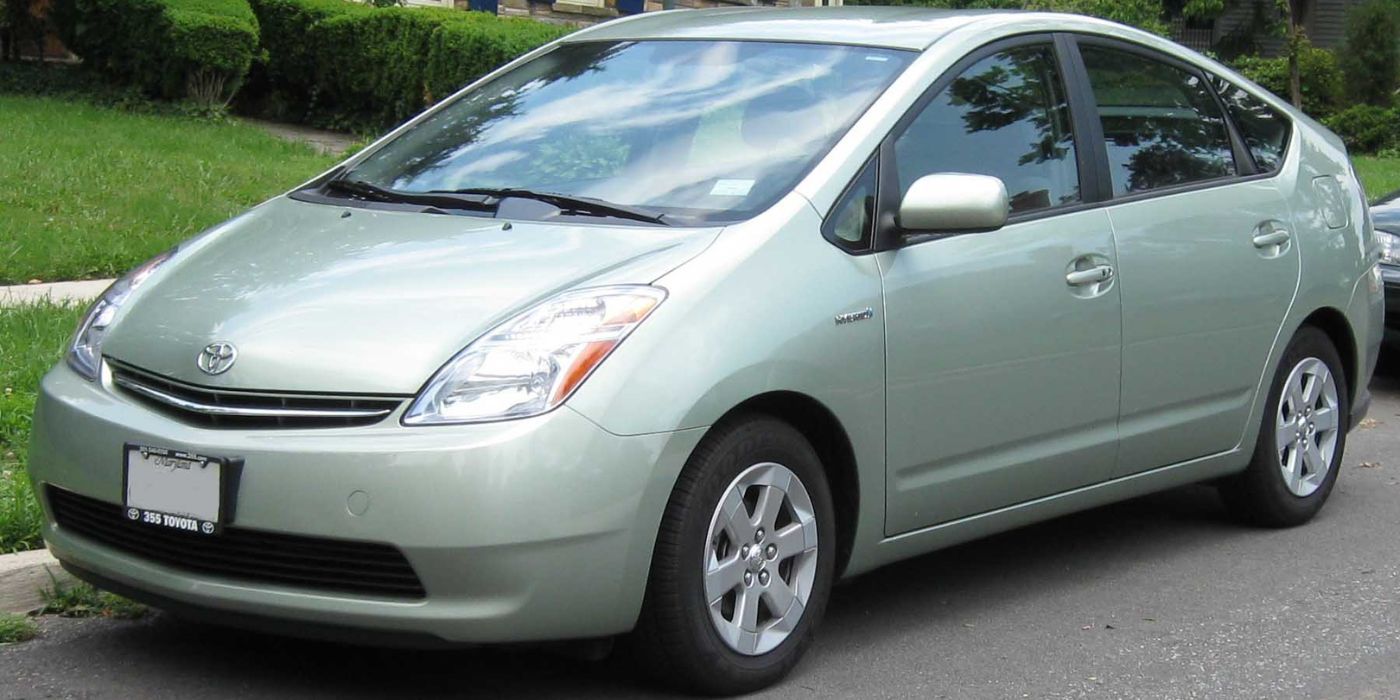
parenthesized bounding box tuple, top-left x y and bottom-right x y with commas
(1373, 189, 1400, 233)
(102, 197, 721, 394)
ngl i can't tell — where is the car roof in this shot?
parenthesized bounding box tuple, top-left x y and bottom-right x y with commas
(563, 6, 1004, 51)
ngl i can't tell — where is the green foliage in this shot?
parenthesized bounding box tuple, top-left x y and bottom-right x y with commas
(245, 1, 570, 131)
(50, 0, 259, 105)
(0, 302, 85, 554)
(1355, 154, 1400, 198)
(246, 0, 369, 107)
(846, 0, 1168, 34)
(40, 576, 146, 619)
(1232, 40, 1344, 118)
(422, 12, 571, 103)
(1339, 0, 1399, 107)
(1324, 103, 1400, 154)
(0, 94, 335, 284)
(0, 613, 37, 644)
(308, 6, 461, 128)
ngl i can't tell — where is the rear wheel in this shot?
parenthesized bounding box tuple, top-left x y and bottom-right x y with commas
(1220, 326, 1348, 526)
(631, 415, 835, 695)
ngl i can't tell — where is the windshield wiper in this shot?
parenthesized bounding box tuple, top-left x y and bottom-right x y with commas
(432, 188, 670, 226)
(324, 179, 494, 212)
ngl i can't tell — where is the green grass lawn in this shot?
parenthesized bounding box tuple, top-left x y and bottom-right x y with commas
(0, 95, 336, 284)
(1355, 155, 1400, 201)
(0, 302, 83, 553)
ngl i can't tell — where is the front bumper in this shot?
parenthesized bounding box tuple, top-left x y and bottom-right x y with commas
(29, 363, 704, 644)
(1383, 264, 1400, 338)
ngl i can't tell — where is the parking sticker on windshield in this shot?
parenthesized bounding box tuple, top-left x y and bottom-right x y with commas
(710, 179, 755, 197)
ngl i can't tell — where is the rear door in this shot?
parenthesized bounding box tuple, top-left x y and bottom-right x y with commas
(1068, 38, 1300, 476)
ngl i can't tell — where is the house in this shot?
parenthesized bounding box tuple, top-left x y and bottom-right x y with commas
(1170, 0, 1368, 58)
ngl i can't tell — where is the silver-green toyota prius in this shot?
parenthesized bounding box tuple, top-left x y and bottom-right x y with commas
(30, 6, 1383, 695)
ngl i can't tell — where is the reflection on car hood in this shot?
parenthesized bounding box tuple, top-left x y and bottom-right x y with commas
(102, 197, 720, 394)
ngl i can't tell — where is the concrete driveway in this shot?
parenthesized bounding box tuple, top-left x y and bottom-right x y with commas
(5, 361, 1400, 699)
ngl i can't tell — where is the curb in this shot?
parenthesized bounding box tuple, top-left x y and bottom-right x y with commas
(0, 549, 70, 614)
(0, 279, 112, 308)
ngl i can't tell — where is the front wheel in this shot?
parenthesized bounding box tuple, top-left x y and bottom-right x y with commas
(631, 415, 836, 695)
(1220, 326, 1349, 527)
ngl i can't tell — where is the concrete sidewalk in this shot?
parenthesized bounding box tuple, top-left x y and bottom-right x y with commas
(0, 549, 68, 614)
(0, 279, 111, 307)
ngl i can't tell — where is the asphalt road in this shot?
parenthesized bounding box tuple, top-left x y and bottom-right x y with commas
(5, 360, 1400, 699)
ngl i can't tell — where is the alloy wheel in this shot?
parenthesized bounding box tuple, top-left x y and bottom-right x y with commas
(1275, 356, 1340, 497)
(703, 462, 819, 656)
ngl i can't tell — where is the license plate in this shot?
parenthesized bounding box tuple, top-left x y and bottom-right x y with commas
(123, 444, 225, 535)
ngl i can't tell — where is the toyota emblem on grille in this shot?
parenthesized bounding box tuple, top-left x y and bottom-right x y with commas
(197, 342, 238, 375)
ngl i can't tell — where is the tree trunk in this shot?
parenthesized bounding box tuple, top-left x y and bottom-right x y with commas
(1287, 0, 1306, 109)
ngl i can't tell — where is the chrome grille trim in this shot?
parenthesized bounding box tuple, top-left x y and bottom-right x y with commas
(112, 375, 393, 419)
(107, 360, 405, 429)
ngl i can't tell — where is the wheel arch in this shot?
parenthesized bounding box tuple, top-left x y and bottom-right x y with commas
(718, 391, 861, 578)
(1299, 306, 1358, 405)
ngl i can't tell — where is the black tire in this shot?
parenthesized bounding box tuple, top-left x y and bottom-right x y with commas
(1220, 326, 1349, 527)
(630, 414, 837, 696)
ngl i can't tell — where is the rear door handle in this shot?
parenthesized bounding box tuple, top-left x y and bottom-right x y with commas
(1066, 265, 1114, 286)
(1252, 229, 1291, 248)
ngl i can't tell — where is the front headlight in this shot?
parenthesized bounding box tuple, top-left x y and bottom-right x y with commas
(67, 250, 173, 381)
(1378, 228, 1400, 266)
(403, 285, 666, 425)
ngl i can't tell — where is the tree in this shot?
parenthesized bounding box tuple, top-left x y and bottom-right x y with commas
(1177, 0, 1314, 109)
(1283, 0, 1310, 107)
(1339, 0, 1400, 106)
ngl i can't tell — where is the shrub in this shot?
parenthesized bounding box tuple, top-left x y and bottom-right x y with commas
(308, 6, 460, 129)
(50, 0, 259, 105)
(1339, 0, 1399, 107)
(258, 2, 570, 131)
(246, 0, 369, 102)
(1232, 40, 1345, 119)
(1324, 103, 1400, 154)
(423, 13, 571, 103)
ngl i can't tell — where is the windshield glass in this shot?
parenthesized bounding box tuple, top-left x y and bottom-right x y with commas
(342, 40, 914, 224)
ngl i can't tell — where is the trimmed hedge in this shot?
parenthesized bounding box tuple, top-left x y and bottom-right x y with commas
(246, 0, 370, 105)
(1324, 104, 1400, 154)
(1232, 41, 1345, 120)
(249, 1, 571, 131)
(423, 13, 570, 103)
(51, 0, 259, 104)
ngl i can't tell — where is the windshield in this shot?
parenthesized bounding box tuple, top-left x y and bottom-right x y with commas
(341, 40, 914, 224)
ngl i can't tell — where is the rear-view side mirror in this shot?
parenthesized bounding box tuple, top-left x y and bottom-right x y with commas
(898, 173, 1010, 233)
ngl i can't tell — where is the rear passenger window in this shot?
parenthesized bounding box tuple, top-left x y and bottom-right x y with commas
(893, 45, 1080, 215)
(1213, 78, 1291, 172)
(1080, 45, 1236, 195)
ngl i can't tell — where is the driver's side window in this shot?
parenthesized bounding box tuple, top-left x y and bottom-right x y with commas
(894, 44, 1080, 216)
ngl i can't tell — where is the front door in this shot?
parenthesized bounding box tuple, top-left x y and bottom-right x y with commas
(878, 39, 1122, 535)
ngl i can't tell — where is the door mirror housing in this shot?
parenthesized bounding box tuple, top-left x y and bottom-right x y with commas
(897, 173, 1009, 233)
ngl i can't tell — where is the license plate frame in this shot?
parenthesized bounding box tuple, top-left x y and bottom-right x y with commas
(122, 443, 238, 536)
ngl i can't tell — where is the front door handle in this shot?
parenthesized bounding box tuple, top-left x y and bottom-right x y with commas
(1066, 265, 1114, 286)
(1252, 229, 1291, 249)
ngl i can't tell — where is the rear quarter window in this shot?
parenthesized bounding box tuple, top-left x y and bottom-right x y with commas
(1212, 78, 1292, 173)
